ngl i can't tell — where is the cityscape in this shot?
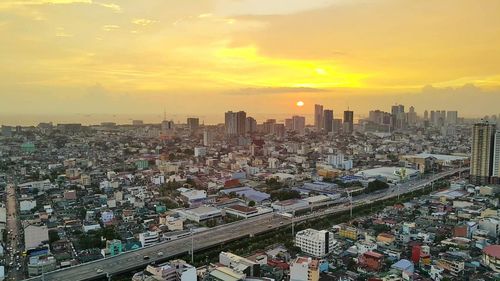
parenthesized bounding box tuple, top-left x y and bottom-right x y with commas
(2, 1, 500, 281)
(0, 103, 500, 281)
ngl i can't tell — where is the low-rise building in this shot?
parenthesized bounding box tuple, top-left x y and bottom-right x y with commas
(178, 206, 222, 223)
(482, 245, 500, 273)
(139, 231, 159, 247)
(290, 256, 319, 281)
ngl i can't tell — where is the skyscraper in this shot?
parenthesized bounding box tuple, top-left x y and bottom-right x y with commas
(246, 116, 257, 134)
(391, 104, 406, 130)
(203, 129, 213, 146)
(492, 131, 500, 184)
(470, 120, 496, 185)
(225, 111, 237, 136)
(187, 117, 199, 130)
(343, 110, 354, 134)
(236, 111, 246, 136)
(446, 111, 458, 125)
(314, 104, 324, 131)
(292, 116, 306, 135)
(225, 111, 246, 136)
(323, 110, 333, 133)
(407, 106, 417, 126)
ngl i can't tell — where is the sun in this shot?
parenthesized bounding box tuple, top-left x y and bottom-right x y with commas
(296, 101, 304, 107)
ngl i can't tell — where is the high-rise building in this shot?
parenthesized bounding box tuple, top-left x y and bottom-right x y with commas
(186, 117, 199, 130)
(161, 120, 175, 136)
(246, 116, 257, 134)
(273, 123, 285, 138)
(333, 119, 342, 134)
(236, 111, 246, 135)
(492, 132, 500, 184)
(323, 109, 333, 133)
(292, 116, 306, 135)
(203, 129, 213, 146)
(343, 110, 354, 134)
(225, 111, 246, 136)
(470, 121, 496, 185)
(285, 118, 293, 131)
(446, 111, 458, 125)
(314, 104, 324, 131)
(407, 106, 417, 126)
(263, 119, 276, 134)
(430, 111, 436, 125)
(424, 110, 429, 121)
(391, 104, 406, 130)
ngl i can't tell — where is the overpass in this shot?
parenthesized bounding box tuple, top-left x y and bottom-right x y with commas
(27, 167, 468, 281)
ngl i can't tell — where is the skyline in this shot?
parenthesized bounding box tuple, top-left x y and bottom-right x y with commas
(2, 0, 500, 119)
(0, 104, 485, 127)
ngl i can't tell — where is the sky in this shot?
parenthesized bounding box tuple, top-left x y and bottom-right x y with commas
(1, 0, 500, 124)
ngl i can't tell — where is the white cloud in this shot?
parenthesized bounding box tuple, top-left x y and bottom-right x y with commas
(102, 24, 119, 31)
(132, 18, 158, 26)
(213, 0, 351, 16)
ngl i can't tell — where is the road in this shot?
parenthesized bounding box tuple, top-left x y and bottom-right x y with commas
(27, 167, 467, 281)
(5, 184, 25, 281)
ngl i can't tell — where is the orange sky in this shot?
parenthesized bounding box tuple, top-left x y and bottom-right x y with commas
(1, 0, 500, 123)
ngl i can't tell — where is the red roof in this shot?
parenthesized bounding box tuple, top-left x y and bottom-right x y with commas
(483, 245, 500, 258)
(224, 179, 240, 188)
(364, 251, 384, 259)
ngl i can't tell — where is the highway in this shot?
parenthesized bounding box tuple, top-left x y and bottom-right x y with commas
(5, 184, 25, 280)
(27, 167, 467, 281)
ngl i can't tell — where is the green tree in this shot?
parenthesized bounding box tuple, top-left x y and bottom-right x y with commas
(366, 180, 389, 193)
(49, 230, 60, 244)
(248, 200, 256, 207)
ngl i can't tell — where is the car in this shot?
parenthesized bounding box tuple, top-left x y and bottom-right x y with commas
(143, 255, 150, 260)
(279, 221, 284, 225)
(96, 268, 103, 273)
(157, 251, 164, 257)
(267, 224, 272, 228)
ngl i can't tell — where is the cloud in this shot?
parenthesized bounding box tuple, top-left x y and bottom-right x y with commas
(226, 86, 327, 95)
(102, 24, 119, 31)
(0, 0, 120, 12)
(96, 2, 120, 13)
(421, 83, 483, 95)
(132, 18, 158, 26)
(213, 0, 350, 16)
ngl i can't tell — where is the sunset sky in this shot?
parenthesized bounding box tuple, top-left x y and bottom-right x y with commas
(1, 0, 500, 124)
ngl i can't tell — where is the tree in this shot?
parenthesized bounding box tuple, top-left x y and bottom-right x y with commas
(49, 230, 60, 244)
(366, 180, 389, 193)
(372, 224, 391, 235)
(248, 200, 256, 207)
(270, 190, 301, 201)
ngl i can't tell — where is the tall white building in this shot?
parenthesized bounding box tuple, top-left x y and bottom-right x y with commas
(295, 228, 337, 257)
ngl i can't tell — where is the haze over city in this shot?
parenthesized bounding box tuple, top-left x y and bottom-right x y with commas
(1, 0, 500, 124)
(3, 1, 500, 281)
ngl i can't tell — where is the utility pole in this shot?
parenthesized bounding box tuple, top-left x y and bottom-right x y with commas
(347, 191, 353, 218)
(191, 232, 194, 264)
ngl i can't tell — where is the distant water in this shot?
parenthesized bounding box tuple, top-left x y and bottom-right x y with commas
(0, 113, 362, 126)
